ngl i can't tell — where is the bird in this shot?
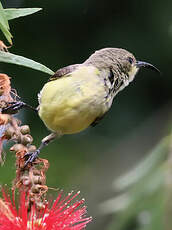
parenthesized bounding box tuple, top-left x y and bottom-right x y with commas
(1, 48, 160, 165)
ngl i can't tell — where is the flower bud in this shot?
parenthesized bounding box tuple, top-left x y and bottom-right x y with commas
(28, 145, 37, 152)
(4, 126, 15, 139)
(10, 143, 24, 152)
(20, 125, 30, 134)
(21, 134, 33, 145)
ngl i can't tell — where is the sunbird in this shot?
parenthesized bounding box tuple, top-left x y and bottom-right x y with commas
(2, 48, 160, 165)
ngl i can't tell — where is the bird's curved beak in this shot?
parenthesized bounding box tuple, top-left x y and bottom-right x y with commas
(136, 61, 160, 73)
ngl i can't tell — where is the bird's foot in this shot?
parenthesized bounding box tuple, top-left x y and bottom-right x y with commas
(24, 149, 40, 167)
(2, 101, 26, 114)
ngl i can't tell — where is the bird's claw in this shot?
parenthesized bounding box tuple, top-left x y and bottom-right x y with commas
(24, 150, 40, 167)
(2, 101, 26, 114)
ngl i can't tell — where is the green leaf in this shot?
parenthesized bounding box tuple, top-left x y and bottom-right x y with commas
(101, 135, 172, 230)
(0, 2, 9, 29)
(4, 8, 42, 21)
(0, 51, 55, 75)
(0, 2, 12, 44)
(102, 163, 165, 230)
(101, 165, 164, 215)
(114, 136, 169, 191)
(0, 22, 12, 44)
(107, 188, 165, 230)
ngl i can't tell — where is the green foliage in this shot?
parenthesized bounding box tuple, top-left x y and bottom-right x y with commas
(4, 8, 42, 21)
(0, 2, 12, 44)
(0, 2, 41, 44)
(0, 51, 54, 75)
(101, 136, 171, 230)
(0, 1, 54, 75)
(115, 137, 169, 191)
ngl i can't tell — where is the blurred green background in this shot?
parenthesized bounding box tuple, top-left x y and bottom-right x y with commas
(0, 0, 172, 230)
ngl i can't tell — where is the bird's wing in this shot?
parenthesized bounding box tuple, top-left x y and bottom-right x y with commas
(49, 64, 81, 81)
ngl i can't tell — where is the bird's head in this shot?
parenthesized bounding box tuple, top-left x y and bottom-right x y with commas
(84, 48, 160, 93)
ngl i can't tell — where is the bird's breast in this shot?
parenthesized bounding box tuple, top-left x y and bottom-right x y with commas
(38, 66, 108, 134)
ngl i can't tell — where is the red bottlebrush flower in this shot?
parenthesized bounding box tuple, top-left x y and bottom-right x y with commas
(0, 190, 92, 230)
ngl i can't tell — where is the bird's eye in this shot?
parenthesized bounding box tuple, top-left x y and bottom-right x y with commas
(127, 57, 134, 64)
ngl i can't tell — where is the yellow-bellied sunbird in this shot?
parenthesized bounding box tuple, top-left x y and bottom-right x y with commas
(2, 48, 160, 165)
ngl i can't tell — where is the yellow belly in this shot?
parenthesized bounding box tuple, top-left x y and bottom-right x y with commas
(38, 66, 107, 134)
